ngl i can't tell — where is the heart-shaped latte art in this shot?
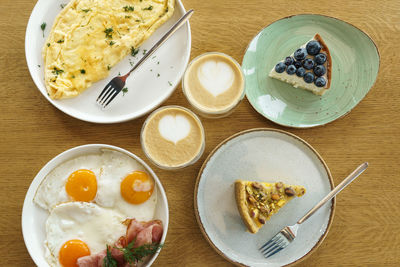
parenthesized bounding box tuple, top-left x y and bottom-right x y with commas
(197, 60, 235, 97)
(158, 115, 191, 144)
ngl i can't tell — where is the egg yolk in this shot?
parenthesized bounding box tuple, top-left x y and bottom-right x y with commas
(121, 171, 154, 204)
(65, 169, 97, 202)
(59, 239, 90, 267)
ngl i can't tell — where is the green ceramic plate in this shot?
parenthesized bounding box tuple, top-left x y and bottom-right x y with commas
(243, 14, 380, 128)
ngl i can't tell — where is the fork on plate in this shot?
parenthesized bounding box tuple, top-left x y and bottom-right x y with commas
(97, 9, 194, 108)
(259, 162, 369, 258)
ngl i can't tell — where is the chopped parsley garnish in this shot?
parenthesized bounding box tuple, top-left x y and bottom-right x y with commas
(80, 69, 86, 74)
(165, 7, 169, 12)
(47, 43, 50, 47)
(142, 49, 147, 55)
(57, 39, 64, 43)
(123, 6, 134, 12)
(157, 61, 159, 65)
(81, 8, 91, 13)
(71, 75, 75, 78)
(38, 65, 41, 68)
(130, 47, 139, 57)
(52, 67, 64, 76)
(107, 65, 112, 70)
(168, 81, 172, 86)
(152, 56, 156, 59)
(122, 87, 128, 96)
(116, 239, 163, 264)
(143, 6, 153, 10)
(157, 73, 160, 77)
(40, 22, 46, 37)
(104, 27, 113, 39)
(60, 4, 66, 9)
(103, 246, 118, 267)
(125, 15, 132, 19)
(109, 41, 115, 46)
(135, 19, 141, 22)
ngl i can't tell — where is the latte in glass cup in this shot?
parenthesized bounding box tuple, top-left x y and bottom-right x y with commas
(141, 106, 205, 170)
(182, 52, 245, 118)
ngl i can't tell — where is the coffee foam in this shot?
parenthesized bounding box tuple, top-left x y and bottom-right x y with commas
(198, 60, 235, 97)
(158, 114, 191, 144)
(142, 107, 204, 168)
(183, 53, 245, 114)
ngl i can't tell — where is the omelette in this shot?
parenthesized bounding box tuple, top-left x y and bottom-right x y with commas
(43, 0, 175, 99)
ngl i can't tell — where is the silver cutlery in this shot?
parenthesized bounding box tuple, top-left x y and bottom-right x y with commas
(259, 162, 369, 258)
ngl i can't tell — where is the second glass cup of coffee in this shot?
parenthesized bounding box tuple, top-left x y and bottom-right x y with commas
(182, 52, 245, 118)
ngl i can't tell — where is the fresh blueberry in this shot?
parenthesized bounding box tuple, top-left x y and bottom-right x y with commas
(315, 53, 327, 65)
(306, 40, 321, 55)
(294, 48, 307, 61)
(313, 65, 326, 76)
(315, 77, 326, 87)
(286, 65, 297, 75)
(296, 67, 306, 77)
(274, 62, 286, 73)
(294, 60, 302, 68)
(302, 58, 315, 70)
(303, 72, 315, 83)
(284, 57, 294, 66)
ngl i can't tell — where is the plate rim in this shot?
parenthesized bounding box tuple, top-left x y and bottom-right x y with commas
(21, 144, 169, 267)
(242, 13, 381, 129)
(24, 0, 191, 124)
(193, 128, 336, 266)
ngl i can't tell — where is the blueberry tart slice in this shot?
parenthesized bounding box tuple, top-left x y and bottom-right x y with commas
(235, 180, 306, 233)
(269, 34, 332, 95)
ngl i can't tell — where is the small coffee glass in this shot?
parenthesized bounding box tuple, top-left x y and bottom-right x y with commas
(140, 105, 205, 170)
(182, 52, 246, 118)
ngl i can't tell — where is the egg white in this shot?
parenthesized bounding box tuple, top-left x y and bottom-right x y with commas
(95, 150, 157, 221)
(45, 202, 126, 267)
(34, 149, 157, 220)
(34, 153, 103, 211)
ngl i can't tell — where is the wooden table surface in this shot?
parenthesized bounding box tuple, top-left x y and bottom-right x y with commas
(1, 0, 399, 266)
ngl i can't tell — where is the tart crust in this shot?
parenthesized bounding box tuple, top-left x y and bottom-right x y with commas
(314, 34, 332, 89)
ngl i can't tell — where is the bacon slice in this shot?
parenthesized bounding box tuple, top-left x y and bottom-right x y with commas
(77, 219, 163, 267)
(76, 250, 105, 267)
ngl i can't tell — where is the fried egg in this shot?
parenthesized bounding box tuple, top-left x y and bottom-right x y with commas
(45, 202, 126, 267)
(34, 149, 157, 221)
(34, 153, 103, 211)
(43, 0, 175, 99)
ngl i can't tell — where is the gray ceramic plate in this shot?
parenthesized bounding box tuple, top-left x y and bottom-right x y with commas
(242, 14, 380, 128)
(194, 129, 335, 266)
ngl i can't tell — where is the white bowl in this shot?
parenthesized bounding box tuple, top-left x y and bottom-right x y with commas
(21, 144, 169, 267)
(25, 0, 191, 123)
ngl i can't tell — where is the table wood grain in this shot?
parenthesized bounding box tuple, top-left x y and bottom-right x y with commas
(1, 0, 399, 266)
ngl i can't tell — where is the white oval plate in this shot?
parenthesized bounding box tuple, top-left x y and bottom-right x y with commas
(22, 144, 169, 267)
(25, 0, 191, 123)
(194, 129, 335, 266)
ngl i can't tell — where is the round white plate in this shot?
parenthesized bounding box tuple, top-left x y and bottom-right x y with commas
(25, 0, 191, 123)
(22, 144, 169, 267)
(194, 129, 335, 266)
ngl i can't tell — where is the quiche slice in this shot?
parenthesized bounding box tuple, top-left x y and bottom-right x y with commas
(269, 33, 332, 96)
(235, 180, 305, 233)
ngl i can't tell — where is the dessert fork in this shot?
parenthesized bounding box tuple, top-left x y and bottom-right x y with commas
(259, 162, 369, 258)
(97, 9, 194, 108)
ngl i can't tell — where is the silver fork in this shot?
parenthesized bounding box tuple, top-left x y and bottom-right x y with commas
(260, 162, 369, 258)
(97, 9, 194, 108)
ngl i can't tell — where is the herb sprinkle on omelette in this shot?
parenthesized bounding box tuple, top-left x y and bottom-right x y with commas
(43, 0, 174, 99)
